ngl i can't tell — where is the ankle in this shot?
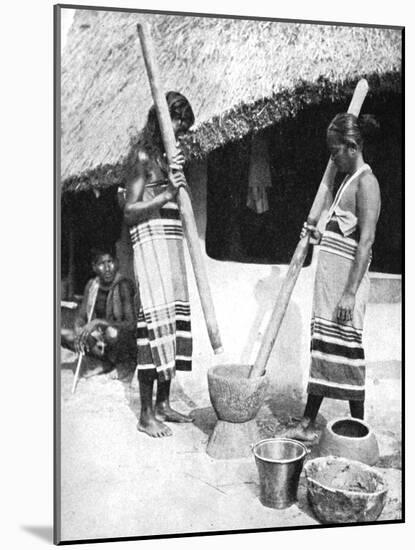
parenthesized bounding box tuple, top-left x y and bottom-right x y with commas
(300, 417, 314, 429)
(155, 399, 169, 410)
(140, 407, 154, 420)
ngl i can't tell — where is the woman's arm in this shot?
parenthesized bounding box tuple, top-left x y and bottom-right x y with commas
(336, 172, 381, 323)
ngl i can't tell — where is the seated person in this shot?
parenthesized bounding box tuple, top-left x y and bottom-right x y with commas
(61, 249, 136, 378)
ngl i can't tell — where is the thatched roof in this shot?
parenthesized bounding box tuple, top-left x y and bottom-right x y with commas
(61, 9, 402, 191)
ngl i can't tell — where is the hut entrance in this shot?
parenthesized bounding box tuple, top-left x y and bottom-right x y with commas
(205, 125, 318, 266)
(205, 95, 402, 274)
(61, 187, 123, 299)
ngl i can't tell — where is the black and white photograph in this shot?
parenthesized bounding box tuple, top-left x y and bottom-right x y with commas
(55, 2, 403, 544)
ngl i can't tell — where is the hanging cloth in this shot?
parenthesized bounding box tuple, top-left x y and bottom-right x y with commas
(246, 133, 272, 214)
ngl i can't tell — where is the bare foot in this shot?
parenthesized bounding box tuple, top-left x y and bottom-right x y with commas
(155, 403, 194, 423)
(137, 414, 172, 438)
(284, 424, 319, 443)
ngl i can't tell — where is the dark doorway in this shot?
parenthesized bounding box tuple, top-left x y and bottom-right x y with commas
(206, 93, 402, 274)
(61, 186, 123, 297)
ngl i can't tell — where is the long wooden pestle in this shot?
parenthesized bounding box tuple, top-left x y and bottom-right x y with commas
(136, 23, 223, 354)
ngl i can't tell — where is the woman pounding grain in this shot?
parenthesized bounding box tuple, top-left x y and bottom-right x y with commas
(287, 113, 381, 442)
(124, 91, 195, 438)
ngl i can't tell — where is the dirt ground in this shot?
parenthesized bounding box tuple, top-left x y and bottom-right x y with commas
(58, 342, 402, 542)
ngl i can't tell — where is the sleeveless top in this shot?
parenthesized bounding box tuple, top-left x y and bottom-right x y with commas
(320, 164, 372, 261)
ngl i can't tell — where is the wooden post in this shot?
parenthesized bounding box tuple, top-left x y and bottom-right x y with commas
(249, 79, 369, 378)
(136, 23, 223, 354)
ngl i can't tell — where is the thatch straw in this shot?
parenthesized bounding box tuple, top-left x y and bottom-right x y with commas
(61, 9, 402, 191)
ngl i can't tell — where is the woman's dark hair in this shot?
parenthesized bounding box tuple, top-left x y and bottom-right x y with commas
(137, 91, 195, 159)
(327, 113, 380, 149)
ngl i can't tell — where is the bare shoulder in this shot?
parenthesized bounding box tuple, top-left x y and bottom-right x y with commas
(357, 170, 381, 214)
(360, 170, 379, 187)
(125, 149, 148, 194)
(358, 171, 380, 197)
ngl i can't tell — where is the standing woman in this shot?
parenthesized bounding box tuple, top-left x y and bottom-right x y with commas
(124, 91, 195, 438)
(288, 113, 381, 442)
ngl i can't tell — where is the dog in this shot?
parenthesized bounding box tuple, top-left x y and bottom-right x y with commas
(82, 325, 119, 378)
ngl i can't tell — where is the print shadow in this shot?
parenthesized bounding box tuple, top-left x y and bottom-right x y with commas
(21, 525, 53, 543)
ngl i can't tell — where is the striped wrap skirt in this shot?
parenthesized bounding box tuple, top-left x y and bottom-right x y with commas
(307, 227, 370, 401)
(130, 198, 192, 382)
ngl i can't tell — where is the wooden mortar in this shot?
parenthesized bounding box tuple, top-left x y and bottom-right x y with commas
(206, 364, 269, 459)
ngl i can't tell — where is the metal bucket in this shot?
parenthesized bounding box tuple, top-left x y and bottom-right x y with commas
(252, 438, 309, 509)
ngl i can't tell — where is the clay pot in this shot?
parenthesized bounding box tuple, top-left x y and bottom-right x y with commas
(319, 417, 380, 466)
(304, 456, 388, 524)
(207, 364, 269, 423)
